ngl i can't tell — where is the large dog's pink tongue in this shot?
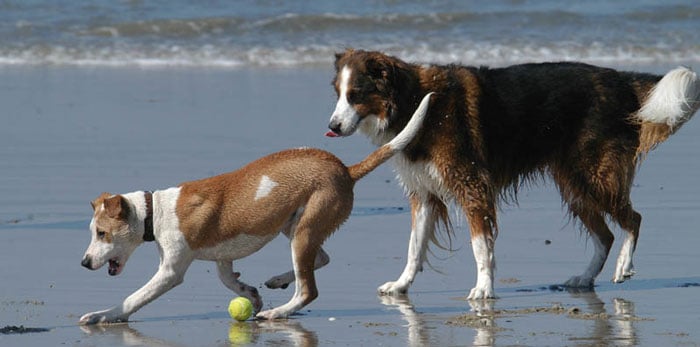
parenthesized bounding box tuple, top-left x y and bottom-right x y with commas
(325, 130, 339, 138)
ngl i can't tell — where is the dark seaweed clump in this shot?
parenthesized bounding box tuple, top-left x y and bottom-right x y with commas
(0, 325, 50, 334)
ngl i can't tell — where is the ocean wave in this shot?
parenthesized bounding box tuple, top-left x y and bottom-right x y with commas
(0, 41, 698, 68)
(71, 7, 700, 39)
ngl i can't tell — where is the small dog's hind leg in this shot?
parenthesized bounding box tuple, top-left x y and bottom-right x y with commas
(264, 212, 330, 289)
(265, 248, 329, 290)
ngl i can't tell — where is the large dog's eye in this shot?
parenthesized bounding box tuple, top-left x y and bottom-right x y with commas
(96, 230, 106, 239)
(347, 89, 359, 104)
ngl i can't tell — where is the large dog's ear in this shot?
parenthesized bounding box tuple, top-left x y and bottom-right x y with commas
(366, 56, 390, 81)
(103, 195, 128, 219)
(334, 48, 354, 71)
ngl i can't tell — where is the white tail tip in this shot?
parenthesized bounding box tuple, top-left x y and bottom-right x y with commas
(388, 93, 434, 151)
(637, 67, 700, 130)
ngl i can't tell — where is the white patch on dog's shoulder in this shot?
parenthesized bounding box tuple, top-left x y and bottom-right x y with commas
(255, 175, 278, 201)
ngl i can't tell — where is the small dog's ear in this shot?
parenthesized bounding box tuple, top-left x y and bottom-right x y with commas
(103, 195, 128, 219)
(91, 192, 111, 211)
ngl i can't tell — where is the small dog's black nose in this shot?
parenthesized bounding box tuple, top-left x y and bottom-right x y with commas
(81, 256, 92, 269)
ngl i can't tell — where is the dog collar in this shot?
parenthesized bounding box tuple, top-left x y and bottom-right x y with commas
(143, 191, 155, 242)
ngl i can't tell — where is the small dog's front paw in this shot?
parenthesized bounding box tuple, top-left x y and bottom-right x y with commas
(79, 309, 126, 325)
(377, 281, 409, 296)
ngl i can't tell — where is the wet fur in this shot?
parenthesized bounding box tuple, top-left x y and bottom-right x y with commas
(328, 49, 699, 298)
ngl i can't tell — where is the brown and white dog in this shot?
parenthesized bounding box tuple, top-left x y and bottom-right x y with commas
(78, 93, 433, 325)
(327, 49, 700, 299)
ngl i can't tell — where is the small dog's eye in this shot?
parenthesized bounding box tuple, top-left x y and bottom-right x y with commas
(97, 230, 106, 239)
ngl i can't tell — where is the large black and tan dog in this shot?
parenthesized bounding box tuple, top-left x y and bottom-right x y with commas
(326, 49, 700, 299)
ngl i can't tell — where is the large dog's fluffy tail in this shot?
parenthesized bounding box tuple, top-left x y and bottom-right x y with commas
(636, 67, 700, 155)
(348, 93, 433, 181)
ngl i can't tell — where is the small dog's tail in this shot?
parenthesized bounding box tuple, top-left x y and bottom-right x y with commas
(636, 67, 700, 156)
(348, 93, 433, 181)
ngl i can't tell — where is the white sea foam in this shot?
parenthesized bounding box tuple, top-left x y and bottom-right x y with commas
(0, 2, 698, 68)
(0, 42, 697, 68)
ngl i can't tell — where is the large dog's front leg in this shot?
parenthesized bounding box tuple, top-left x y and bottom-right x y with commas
(467, 232, 496, 299)
(465, 203, 498, 300)
(378, 195, 437, 296)
(79, 255, 193, 325)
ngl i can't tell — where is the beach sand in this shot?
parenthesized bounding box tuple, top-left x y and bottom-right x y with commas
(1, 65, 699, 346)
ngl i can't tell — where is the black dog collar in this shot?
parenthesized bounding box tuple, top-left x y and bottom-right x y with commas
(143, 191, 155, 242)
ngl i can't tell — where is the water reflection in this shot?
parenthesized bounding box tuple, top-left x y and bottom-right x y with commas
(378, 288, 642, 347)
(78, 319, 319, 347)
(79, 323, 183, 347)
(77, 288, 643, 347)
(466, 288, 641, 347)
(379, 295, 431, 347)
(251, 320, 319, 347)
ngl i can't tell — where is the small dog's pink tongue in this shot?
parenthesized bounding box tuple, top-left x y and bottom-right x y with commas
(325, 130, 339, 138)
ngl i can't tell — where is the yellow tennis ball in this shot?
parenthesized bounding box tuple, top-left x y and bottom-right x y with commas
(228, 297, 253, 321)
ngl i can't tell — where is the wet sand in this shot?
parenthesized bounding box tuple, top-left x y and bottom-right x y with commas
(1, 65, 699, 346)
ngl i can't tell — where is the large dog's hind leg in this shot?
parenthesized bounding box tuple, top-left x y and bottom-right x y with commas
(378, 195, 437, 296)
(564, 207, 614, 288)
(217, 261, 263, 312)
(612, 206, 641, 283)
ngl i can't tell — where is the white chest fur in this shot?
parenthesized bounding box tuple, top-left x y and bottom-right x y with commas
(393, 154, 452, 203)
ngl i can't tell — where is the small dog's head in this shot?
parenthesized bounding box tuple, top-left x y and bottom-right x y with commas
(327, 49, 418, 142)
(81, 193, 144, 276)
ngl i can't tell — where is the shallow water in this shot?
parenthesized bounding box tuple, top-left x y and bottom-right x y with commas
(1, 66, 700, 346)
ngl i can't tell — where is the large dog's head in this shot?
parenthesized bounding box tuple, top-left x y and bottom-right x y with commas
(327, 49, 419, 143)
(81, 193, 145, 276)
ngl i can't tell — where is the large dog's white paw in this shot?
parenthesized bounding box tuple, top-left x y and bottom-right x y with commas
(377, 281, 409, 296)
(564, 275, 595, 288)
(467, 285, 497, 300)
(79, 308, 127, 325)
(612, 266, 636, 283)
